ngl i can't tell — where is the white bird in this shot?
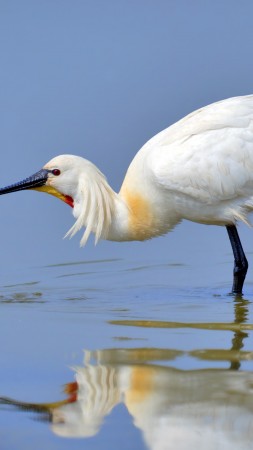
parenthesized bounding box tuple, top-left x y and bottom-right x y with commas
(1, 95, 253, 294)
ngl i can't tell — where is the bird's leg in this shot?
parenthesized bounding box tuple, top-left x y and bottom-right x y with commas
(226, 225, 248, 295)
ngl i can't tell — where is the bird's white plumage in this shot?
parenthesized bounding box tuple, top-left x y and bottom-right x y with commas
(13, 94, 253, 245)
(121, 95, 253, 228)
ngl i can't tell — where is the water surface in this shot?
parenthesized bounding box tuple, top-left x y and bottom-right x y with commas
(0, 258, 253, 450)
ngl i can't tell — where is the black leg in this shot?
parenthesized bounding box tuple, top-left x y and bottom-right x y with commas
(226, 225, 248, 294)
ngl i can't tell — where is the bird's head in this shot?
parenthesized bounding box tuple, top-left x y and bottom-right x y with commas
(0, 155, 98, 208)
(36, 154, 89, 208)
(0, 154, 116, 245)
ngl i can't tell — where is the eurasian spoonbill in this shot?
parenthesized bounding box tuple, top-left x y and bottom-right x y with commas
(1, 95, 253, 294)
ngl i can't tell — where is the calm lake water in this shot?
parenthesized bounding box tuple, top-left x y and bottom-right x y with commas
(0, 256, 253, 450)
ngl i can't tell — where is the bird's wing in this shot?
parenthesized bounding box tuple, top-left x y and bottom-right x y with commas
(146, 96, 253, 204)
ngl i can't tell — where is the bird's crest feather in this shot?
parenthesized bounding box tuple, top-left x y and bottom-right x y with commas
(64, 169, 116, 246)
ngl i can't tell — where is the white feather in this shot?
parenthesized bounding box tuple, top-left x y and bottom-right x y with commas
(64, 169, 117, 246)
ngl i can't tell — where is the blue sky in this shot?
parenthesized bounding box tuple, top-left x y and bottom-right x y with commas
(1, 0, 253, 282)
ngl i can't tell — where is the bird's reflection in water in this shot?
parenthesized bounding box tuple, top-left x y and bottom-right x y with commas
(1, 347, 253, 449)
(1, 297, 253, 449)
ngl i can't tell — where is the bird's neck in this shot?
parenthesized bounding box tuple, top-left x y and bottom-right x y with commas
(68, 181, 161, 244)
(66, 165, 177, 245)
(107, 188, 161, 242)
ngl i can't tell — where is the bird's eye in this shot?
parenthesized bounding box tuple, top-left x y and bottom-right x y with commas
(52, 169, 61, 176)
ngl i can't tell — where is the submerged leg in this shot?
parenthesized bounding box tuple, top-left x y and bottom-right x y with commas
(226, 225, 248, 294)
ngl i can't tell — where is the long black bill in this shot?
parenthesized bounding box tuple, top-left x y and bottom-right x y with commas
(0, 169, 49, 195)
